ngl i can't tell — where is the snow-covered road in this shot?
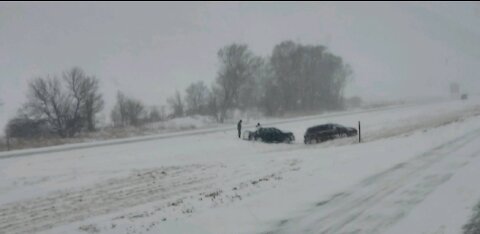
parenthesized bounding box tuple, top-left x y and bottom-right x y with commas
(271, 126, 480, 234)
(1, 98, 480, 234)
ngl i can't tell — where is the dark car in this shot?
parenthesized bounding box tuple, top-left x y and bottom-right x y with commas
(304, 123, 357, 144)
(245, 127, 295, 143)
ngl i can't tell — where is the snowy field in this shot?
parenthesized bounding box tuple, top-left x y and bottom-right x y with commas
(1, 97, 480, 234)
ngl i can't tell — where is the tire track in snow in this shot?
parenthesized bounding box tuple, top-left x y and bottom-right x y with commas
(0, 164, 219, 234)
(268, 128, 480, 234)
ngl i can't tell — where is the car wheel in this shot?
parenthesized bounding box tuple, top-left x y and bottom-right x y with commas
(288, 136, 294, 143)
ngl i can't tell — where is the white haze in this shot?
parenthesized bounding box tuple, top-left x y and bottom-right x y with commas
(1, 2, 480, 130)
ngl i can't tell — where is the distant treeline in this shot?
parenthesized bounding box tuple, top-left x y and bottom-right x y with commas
(170, 40, 352, 122)
(6, 40, 352, 139)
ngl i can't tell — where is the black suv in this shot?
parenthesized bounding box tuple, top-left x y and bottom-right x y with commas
(304, 124, 357, 144)
(245, 127, 295, 143)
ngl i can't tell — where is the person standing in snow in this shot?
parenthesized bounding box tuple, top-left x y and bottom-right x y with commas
(237, 120, 242, 138)
(256, 123, 261, 129)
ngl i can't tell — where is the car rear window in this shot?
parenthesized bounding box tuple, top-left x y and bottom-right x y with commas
(307, 125, 328, 133)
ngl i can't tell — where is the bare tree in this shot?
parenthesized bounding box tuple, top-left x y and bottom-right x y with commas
(237, 57, 267, 111)
(63, 68, 86, 136)
(270, 41, 350, 113)
(270, 41, 299, 112)
(111, 91, 145, 127)
(148, 106, 162, 122)
(111, 92, 126, 127)
(62, 68, 104, 134)
(83, 78, 104, 131)
(23, 67, 105, 137)
(25, 76, 72, 137)
(206, 85, 221, 122)
(185, 81, 209, 115)
(126, 99, 145, 126)
(167, 90, 184, 118)
(216, 44, 261, 122)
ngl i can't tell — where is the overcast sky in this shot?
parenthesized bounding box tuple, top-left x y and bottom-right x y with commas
(1, 2, 480, 128)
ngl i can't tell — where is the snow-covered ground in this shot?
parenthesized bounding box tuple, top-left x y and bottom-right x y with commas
(1, 97, 480, 234)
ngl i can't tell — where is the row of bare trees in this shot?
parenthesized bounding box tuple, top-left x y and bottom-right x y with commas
(110, 92, 167, 127)
(6, 67, 104, 138)
(168, 41, 352, 122)
(6, 67, 171, 139)
(5, 40, 352, 139)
